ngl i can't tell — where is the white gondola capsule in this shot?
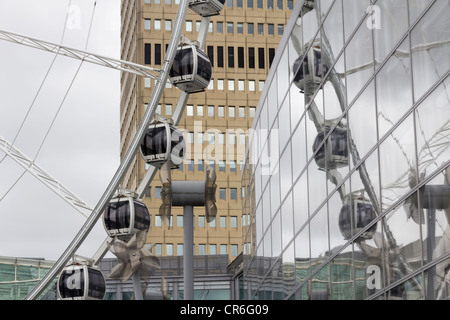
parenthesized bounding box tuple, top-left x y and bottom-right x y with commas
(293, 42, 328, 93)
(169, 44, 212, 93)
(188, 0, 225, 17)
(57, 264, 106, 300)
(338, 195, 377, 241)
(103, 191, 151, 238)
(313, 124, 348, 170)
(140, 120, 186, 168)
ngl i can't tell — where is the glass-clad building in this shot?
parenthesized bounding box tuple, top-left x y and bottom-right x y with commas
(242, 0, 450, 300)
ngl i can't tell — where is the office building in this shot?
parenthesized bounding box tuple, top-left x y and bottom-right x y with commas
(242, 0, 450, 299)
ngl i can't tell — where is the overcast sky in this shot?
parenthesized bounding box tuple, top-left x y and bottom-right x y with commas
(0, 0, 121, 260)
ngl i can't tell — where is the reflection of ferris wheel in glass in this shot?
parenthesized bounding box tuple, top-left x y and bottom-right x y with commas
(0, 0, 224, 300)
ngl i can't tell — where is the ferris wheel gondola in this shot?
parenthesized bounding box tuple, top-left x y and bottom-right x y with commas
(169, 44, 212, 93)
(188, 0, 225, 17)
(140, 118, 186, 168)
(313, 123, 348, 170)
(103, 190, 151, 239)
(57, 264, 106, 300)
(293, 41, 329, 94)
(339, 192, 377, 241)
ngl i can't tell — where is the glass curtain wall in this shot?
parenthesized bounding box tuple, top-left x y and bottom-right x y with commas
(242, 0, 450, 300)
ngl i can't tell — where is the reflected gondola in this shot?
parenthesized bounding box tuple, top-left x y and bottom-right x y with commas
(57, 264, 106, 300)
(169, 44, 212, 93)
(103, 190, 151, 239)
(293, 41, 328, 94)
(339, 193, 377, 241)
(189, 0, 225, 17)
(313, 124, 348, 170)
(140, 118, 186, 168)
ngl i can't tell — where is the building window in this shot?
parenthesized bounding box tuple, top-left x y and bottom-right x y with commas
(145, 43, 151, 64)
(220, 216, 226, 228)
(229, 106, 235, 118)
(198, 159, 204, 171)
(259, 80, 265, 91)
(238, 47, 244, 68)
(208, 132, 215, 144)
(239, 106, 246, 118)
(257, 23, 264, 34)
(187, 104, 193, 116)
(165, 19, 172, 31)
(228, 79, 235, 91)
(166, 104, 172, 115)
(269, 48, 275, 67)
(220, 188, 226, 200)
(237, 0, 243, 7)
(238, 80, 245, 91)
(217, 46, 224, 67)
(155, 244, 162, 256)
(155, 44, 161, 65)
(219, 133, 225, 144)
(155, 186, 162, 198)
(228, 46, 234, 68)
(155, 215, 162, 227)
(231, 216, 237, 228)
(249, 80, 255, 91)
(218, 106, 225, 117)
(144, 77, 151, 88)
(144, 19, 151, 30)
(230, 188, 237, 200)
(250, 107, 256, 118)
(268, 23, 274, 35)
(207, 46, 214, 67)
(154, 19, 161, 30)
(218, 79, 224, 90)
(188, 159, 194, 171)
(277, 0, 282, 9)
(217, 21, 223, 33)
(227, 22, 233, 34)
(237, 22, 243, 34)
(210, 244, 217, 255)
(197, 105, 203, 116)
(166, 244, 173, 256)
(220, 244, 227, 254)
(248, 47, 255, 68)
(177, 215, 183, 227)
(287, 0, 293, 9)
(177, 244, 183, 256)
(219, 160, 225, 172)
(258, 47, 265, 69)
(231, 245, 238, 256)
(227, 0, 233, 7)
(197, 132, 204, 144)
(199, 244, 206, 255)
(278, 24, 283, 35)
(198, 215, 205, 227)
(248, 0, 253, 8)
(257, 0, 262, 8)
(208, 105, 214, 117)
(267, 0, 273, 9)
(230, 160, 237, 172)
(186, 20, 192, 32)
(248, 23, 254, 34)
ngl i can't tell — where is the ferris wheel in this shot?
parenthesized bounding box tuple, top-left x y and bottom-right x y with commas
(0, 0, 223, 300)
